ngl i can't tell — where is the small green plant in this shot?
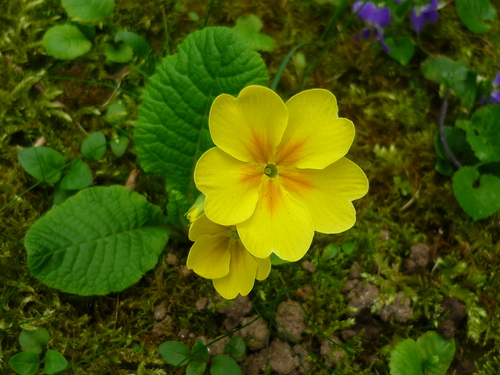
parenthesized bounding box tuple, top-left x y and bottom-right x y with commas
(158, 336, 245, 375)
(424, 56, 500, 220)
(388, 331, 455, 375)
(18, 128, 127, 205)
(42, 0, 151, 62)
(8, 327, 69, 375)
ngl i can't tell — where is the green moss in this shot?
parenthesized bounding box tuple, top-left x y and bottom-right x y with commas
(2, 0, 500, 373)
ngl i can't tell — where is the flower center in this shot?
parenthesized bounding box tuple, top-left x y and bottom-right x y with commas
(230, 230, 239, 240)
(264, 163, 278, 178)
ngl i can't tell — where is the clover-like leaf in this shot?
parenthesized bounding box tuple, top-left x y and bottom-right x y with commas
(422, 57, 477, 109)
(456, 105, 500, 163)
(191, 339, 209, 361)
(224, 336, 246, 359)
(60, 160, 93, 190)
(417, 332, 455, 375)
(44, 350, 69, 375)
(389, 339, 425, 375)
(104, 43, 134, 63)
(20, 328, 50, 354)
(25, 185, 169, 295)
(43, 25, 92, 60)
(456, 0, 496, 34)
(81, 131, 107, 160)
(61, 0, 115, 23)
(210, 355, 242, 375)
(452, 166, 500, 220)
(158, 341, 192, 367)
(233, 15, 276, 52)
(18, 146, 66, 184)
(114, 31, 151, 59)
(385, 36, 414, 66)
(8, 352, 40, 375)
(187, 360, 207, 375)
(110, 136, 129, 157)
(134, 27, 268, 198)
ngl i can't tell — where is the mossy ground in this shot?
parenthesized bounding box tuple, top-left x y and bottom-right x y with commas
(1, 0, 500, 374)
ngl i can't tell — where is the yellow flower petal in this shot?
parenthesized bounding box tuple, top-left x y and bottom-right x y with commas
(187, 234, 231, 279)
(254, 255, 271, 280)
(277, 89, 354, 169)
(188, 213, 227, 241)
(237, 179, 314, 262)
(213, 241, 259, 299)
(283, 158, 368, 233)
(195, 148, 262, 225)
(209, 85, 288, 164)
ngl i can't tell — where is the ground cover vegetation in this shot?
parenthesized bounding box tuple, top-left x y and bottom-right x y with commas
(1, 0, 500, 374)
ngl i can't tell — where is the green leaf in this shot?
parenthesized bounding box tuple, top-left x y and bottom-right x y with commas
(187, 360, 207, 375)
(270, 253, 289, 265)
(61, 0, 115, 23)
(20, 328, 50, 354)
(433, 126, 477, 176)
(224, 336, 246, 359)
(233, 15, 276, 52)
(44, 350, 69, 375)
(191, 339, 209, 361)
(422, 57, 477, 109)
(104, 43, 134, 63)
(18, 147, 65, 184)
(341, 242, 356, 255)
(110, 136, 129, 157)
(479, 161, 500, 179)
(435, 158, 453, 176)
(321, 243, 338, 262)
(210, 355, 242, 375)
(105, 103, 127, 123)
(60, 160, 93, 190)
(456, 105, 500, 162)
(433, 127, 470, 162)
(167, 190, 191, 229)
(422, 57, 468, 87)
(452, 166, 500, 220)
(76, 24, 96, 39)
(389, 339, 425, 375)
(114, 31, 151, 59)
(134, 27, 268, 197)
(8, 352, 40, 375)
(158, 341, 192, 366)
(43, 24, 92, 60)
(25, 185, 169, 295)
(53, 185, 78, 206)
(456, 0, 497, 34)
(417, 332, 455, 375)
(81, 131, 107, 160)
(385, 36, 414, 66)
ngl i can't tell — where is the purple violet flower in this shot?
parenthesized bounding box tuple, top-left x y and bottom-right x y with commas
(411, 0, 439, 34)
(353, 1, 391, 52)
(490, 71, 500, 104)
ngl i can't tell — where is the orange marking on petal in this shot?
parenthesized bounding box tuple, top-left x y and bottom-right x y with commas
(237, 162, 264, 189)
(259, 179, 281, 217)
(280, 169, 316, 197)
(275, 139, 306, 167)
(247, 129, 275, 164)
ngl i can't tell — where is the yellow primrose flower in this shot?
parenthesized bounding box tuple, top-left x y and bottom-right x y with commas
(195, 85, 368, 262)
(187, 213, 271, 299)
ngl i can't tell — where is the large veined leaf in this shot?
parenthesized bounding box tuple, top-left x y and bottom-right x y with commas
(133, 26, 268, 198)
(61, 0, 115, 23)
(25, 185, 169, 296)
